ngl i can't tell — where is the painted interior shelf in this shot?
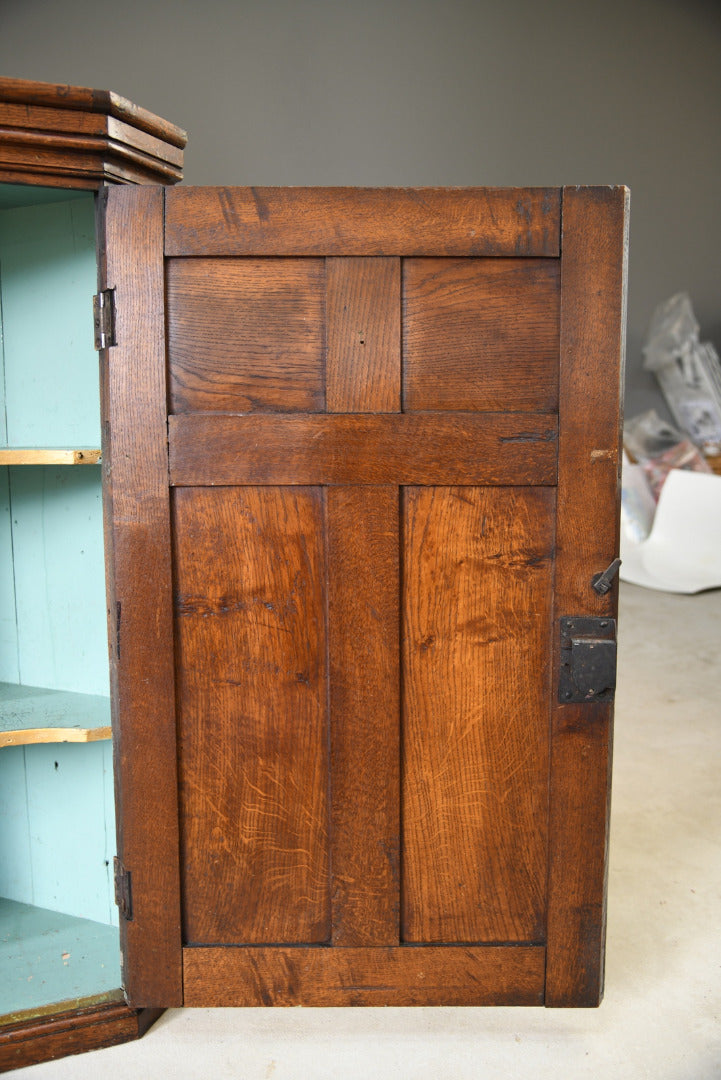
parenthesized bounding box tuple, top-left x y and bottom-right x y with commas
(0, 683, 111, 747)
(0, 449, 101, 466)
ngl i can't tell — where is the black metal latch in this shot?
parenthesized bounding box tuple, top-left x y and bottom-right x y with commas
(559, 617, 617, 703)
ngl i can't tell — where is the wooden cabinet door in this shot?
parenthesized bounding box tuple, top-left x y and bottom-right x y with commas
(99, 186, 628, 1009)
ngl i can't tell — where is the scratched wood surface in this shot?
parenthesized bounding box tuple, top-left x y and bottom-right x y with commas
(401, 486, 554, 943)
(99, 186, 182, 1006)
(545, 186, 629, 1006)
(182, 945, 546, 1007)
(173, 486, 330, 945)
(167, 258, 325, 413)
(403, 258, 560, 412)
(164, 187, 561, 257)
(169, 413, 558, 487)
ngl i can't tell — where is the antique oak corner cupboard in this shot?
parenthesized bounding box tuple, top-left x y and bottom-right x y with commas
(99, 183, 628, 1012)
(0, 82, 629, 1064)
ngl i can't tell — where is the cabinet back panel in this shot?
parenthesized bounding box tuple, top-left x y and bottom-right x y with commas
(7, 467, 108, 695)
(0, 193, 99, 447)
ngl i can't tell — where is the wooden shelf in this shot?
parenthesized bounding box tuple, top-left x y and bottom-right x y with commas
(0, 684, 111, 748)
(0, 449, 101, 466)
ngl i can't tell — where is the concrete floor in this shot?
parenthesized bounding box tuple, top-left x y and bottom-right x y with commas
(15, 583, 721, 1079)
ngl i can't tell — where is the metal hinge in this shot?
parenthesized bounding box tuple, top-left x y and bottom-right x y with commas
(93, 289, 116, 350)
(114, 857, 133, 921)
(559, 617, 617, 704)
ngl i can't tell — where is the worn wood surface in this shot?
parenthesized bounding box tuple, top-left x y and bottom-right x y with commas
(164, 187, 561, 257)
(0, 77, 185, 188)
(0, 1002, 162, 1073)
(0, 76, 186, 147)
(174, 487, 331, 945)
(545, 186, 629, 1007)
(169, 413, 558, 487)
(99, 186, 182, 1005)
(182, 946, 546, 1007)
(403, 258, 559, 411)
(0, 450, 101, 465)
(328, 487, 400, 945)
(167, 258, 325, 413)
(326, 258, 401, 412)
(401, 487, 553, 943)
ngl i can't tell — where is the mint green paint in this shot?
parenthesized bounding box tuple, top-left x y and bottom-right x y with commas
(8, 466, 108, 696)
(0, 470, 19, 685)
(0, 898, 120, 1018)
(0, 192, 99, 448)
(0, 188, 117, 979)
(0, 747, 32, 901)
(0, 683, 110, 735)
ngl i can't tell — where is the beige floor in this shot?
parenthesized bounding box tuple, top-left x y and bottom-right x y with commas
(15, 583, 721, 1079)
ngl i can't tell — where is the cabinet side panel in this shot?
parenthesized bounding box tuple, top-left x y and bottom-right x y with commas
(99, 185, 182, 1006)
(401, 486, 553, 944)
(545, 186, 629, 1007)
(174, 486, 331, 945)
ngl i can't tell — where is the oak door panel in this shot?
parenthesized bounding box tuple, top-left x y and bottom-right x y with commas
(403, 258, 560, 412)
(167, 258, 326, 413)
(401, 486, 554, 943)
(173, 486, 330, 945)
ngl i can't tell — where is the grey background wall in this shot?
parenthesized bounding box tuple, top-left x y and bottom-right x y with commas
(1, 0, 719, 418)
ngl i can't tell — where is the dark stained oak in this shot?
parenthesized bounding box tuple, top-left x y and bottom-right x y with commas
(174, 486, 331, 945)
(0, 77, 185, 188)
(164, 187, 561, 257)
(167, 258, 326, 413)
(401, 487, 554, 944)
(326, 258, 401, 412)
(182, 946, 546, 1007)
(0, 1003, 162, 1073)
(328, 487, 400, 945)
(168, 413, 558, 487)
(99, 185, 182, 1006)
(403, 258, 560, 412)
(545, 185, 630, 1007)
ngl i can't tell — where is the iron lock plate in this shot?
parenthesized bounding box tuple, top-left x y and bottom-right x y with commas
(559, 616, 617, 704)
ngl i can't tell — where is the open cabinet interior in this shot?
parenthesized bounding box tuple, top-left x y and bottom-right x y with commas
(0, 183, 121, 1025)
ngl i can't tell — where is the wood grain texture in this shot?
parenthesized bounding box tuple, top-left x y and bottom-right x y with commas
(0, 1002, 162, 1072)
(327, 487, 400, 945)
(326, 258, 401, 412)
(164, 187, 561, 257)
(98, 185, 182, 1006)
(167, 258, 325, 413)
(182, 945, 545, 1006)
(545, 186, 629, 1007)
(403, 258, 560, 412)
(401, 487, 554, 944)
(174, 487, 330, 945)
(169, 413, 558, 487)
(0, 76, 187, 148)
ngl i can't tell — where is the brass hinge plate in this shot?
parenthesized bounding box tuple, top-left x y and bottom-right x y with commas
(559, 617, 617, 704)
(114, 857, 133, 921)
(93, 289, 116, 350)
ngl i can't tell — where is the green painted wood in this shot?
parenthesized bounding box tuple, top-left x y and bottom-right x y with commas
(0, 186, 90, 212)
(0, 683, 110, 735)
(0, 898, 120, 1020)
(0, 469, 18, 685)
(0, 748, 32, 903)
(24, 743, 116, 925)
(8, 466, 108, 696)
(0, 192, 98, 448)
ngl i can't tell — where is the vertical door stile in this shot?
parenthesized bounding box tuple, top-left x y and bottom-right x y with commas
(326, 257, 402, 946)
(99, 185, 182, 1006)
(546, 186, 629, 1006)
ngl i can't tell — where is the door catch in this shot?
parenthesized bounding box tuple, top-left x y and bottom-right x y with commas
(591, 558, 622, 595)
(559, 617, 617, 703)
